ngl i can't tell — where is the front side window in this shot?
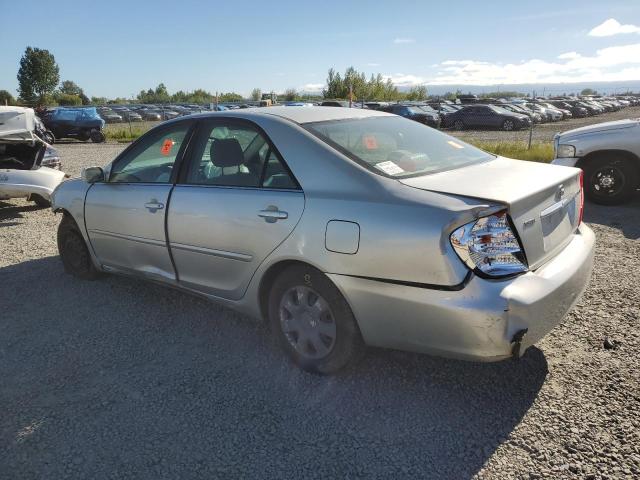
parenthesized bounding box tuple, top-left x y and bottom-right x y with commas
(184, 121, 298, 189)
(305, 116, 493, 178)
(110, 123, 191, 183)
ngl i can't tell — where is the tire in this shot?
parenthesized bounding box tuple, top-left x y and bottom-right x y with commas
(583, 155, 639, 205)
(453, 119, 465, 131)
(502, 119, 515, 131)
(268, 265, 365, 374)
(57, 214, 101, 280)
(90, 130, 105, 143)
(31, 194, 51, 208)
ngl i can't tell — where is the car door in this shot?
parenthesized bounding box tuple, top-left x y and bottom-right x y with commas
(84, 120, 194, 282)
(168, 118, 304, 300)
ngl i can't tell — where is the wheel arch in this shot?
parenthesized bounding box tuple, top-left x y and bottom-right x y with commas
(257, 259, 335, 323)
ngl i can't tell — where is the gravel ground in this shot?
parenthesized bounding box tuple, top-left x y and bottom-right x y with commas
(0, 136, 639, 479)
(449, 105, 640, 144)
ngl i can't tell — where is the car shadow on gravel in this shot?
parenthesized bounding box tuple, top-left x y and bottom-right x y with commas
(0, 256, 548, 479)
(583, 194, 640, 240)
(0, 200, 43, 226)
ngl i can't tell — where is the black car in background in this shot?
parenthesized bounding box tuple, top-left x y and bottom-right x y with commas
(320, 100, 350, 107)
(549, 100, 588, 118)
(380, 104, 441, 128)
(444, 104, 530, 131)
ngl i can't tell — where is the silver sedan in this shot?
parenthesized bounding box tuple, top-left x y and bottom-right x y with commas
(51, 107, 595, 373)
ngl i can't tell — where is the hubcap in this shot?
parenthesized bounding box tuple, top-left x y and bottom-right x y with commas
(504, 120, 513, 130)
(279, 286, 336, 360)
(592, 166, 624, 197)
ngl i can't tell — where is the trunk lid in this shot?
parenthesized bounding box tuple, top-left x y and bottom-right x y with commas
(400, 157, 582, 269)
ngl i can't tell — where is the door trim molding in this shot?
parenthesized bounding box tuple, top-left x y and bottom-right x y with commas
(169, 242, 253, 262)
(88, 229, 167, 247)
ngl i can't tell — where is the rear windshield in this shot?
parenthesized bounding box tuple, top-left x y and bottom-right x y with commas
(305, 116, 493, 178)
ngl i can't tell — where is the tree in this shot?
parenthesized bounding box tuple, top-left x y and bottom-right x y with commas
(219, 92, 244, 102)
(284, 88, 297, 101)
(0, 90, 15, 105)
(17, 47, 60, 104)
(251, 88, 262, 101)
(56, 94, 82, 106)
(405, 85, 428, 101)
(581, 88, 597, 96)
(59, 80, 82, 96)
(91, 96, 108, 104)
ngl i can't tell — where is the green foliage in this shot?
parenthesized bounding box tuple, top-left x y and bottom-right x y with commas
(91, 96, 108, 104)
(56, 93, 82, 106)
(478, 91, 525, 99)
(218, 92, 243, 102)
(470, 141, 553, 163)
(17, 47, 60, 104)
(323, 67, 401, 101)
(0, 89, 16, 105)
(405, 85, 428, 101)
(283, 88, 297, 101)
(580, 88, 597, 96)
(136, 84, 216, 104)
(59, 80, 82, 96)
(104, 123, 147, 141)
(251, 88, 262, 101)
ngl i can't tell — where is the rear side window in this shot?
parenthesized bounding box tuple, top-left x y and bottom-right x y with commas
(184, 121, 298, 189)
(305, 116, 493, 178)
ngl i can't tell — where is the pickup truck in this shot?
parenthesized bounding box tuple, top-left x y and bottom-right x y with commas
(552, 119, 639, 205)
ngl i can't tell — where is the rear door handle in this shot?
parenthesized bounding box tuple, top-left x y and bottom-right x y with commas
(258, 207, 288, 223)
(144, 201, 164, 212)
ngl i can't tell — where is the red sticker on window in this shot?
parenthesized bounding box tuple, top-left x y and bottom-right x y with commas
(160, 139, 174, 156)
(363, 135, 378, 150)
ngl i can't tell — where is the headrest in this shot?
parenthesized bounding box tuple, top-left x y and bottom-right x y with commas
(210, 138, 244, 167)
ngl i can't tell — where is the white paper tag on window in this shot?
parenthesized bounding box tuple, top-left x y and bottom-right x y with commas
(376, 161, 404, 175)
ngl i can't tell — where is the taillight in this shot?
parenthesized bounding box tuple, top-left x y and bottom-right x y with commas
(578, 170, 584, 225)
(450, 212, 528, 278)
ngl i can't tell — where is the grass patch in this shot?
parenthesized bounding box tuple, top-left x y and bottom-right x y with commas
(104, 124, 147, 142)
(470, 141, 554, 163)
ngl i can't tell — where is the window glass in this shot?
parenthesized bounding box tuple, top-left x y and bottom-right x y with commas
(185, 122, 297, 189)
(110, 124, 190, 183)
(305, 116, 493, 178)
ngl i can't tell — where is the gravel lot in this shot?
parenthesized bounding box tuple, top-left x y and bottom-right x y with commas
(1, 133, 639, 479)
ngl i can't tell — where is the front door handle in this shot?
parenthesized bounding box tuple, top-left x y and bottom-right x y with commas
(258, 206, 288, 223)
(144, 201, 164, 212)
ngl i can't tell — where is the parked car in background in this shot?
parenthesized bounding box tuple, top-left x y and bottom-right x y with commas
(499, 104, 542, 123)
(553, 118, 640, 205)
(120, 111, 143, 122)
(550, 100, 588, 118)
(320, 100, 350, 107)
(138, 109, 163, 121)
(380, 104, 441, 128)
(0, 106, 66, 208)
(445, 104, 530, 131)
(51, 107, 594, 373)
(42, 107, 106, 143)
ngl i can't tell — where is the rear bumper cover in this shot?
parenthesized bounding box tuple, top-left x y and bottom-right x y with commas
(329, 224, 595, 361)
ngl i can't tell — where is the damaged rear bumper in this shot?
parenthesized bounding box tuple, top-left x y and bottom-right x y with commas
(328, 224, 595, 361)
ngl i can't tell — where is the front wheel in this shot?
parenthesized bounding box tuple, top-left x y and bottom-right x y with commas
(57, 215, 102, 280)
(42, 131, 55, 144)
(583, 156, 638, 205)
(268, 265, 364, 374)
(502, 119, 515, 131)
(31, 194, 51, 208)
(453, 119, 465, 130)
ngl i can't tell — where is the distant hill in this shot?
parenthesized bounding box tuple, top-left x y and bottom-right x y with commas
(411, 80, 640, 97)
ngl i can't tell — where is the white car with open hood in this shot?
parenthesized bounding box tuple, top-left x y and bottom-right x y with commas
(0, 106, 66, 207)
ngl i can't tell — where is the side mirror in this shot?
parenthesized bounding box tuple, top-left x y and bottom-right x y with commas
(81, 166, 105, 184)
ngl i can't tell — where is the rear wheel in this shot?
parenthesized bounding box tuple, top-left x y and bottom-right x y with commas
(502, 119, 515, 131)
(268, 265, 364, 374)
(57, 214, 101, 280)
(90, 130, 105, 143)
(583, 155, 638, 205)
(453, 119, 465, 131)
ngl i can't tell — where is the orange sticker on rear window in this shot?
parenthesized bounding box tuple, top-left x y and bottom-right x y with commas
(363, 135, 378, 150)
(161, 139, 174, 156)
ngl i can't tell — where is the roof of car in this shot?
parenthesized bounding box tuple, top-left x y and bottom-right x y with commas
(191, 106, 393, 125)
